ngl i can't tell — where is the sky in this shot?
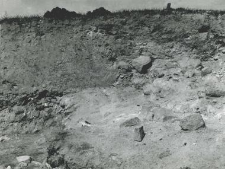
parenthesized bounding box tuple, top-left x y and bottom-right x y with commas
(0, 0, 225, 17)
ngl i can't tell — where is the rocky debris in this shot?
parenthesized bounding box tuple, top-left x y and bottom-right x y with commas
(132, 56, 152, 74)
(117, 61, 131, 72)
(16, 155, 32, 163)
(143, 84, 154, 95)
(158, 149, 171, 159)
(12, 106, 25, 115)
(198, 24, 210, 33)
(131, 76, 148, 89)
(205, 88, 225, 97)
(47, 155, 65, 168)
(180, 114, 205, 131)
(151, 107, 177, 122)
(201, 67, 212, 76)
(120, 117, 141, 127)
(134, 126, 145, 142)
(0, 136, 10, 142)
(184, 71, 195, 78)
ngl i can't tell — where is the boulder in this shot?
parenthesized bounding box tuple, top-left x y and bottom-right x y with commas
(132, 56, 152, 73)
(120, 117, 141, 127)
(134, 126, 145, 142)
(180, 114, 205, 131)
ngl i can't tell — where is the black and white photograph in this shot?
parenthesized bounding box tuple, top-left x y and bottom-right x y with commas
(1, 0, 225, 168)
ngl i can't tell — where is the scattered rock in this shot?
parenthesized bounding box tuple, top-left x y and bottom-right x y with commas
(31, 161, 42, 166)
(198, 24, 210, 33)
(151, 107, 177, 122)
(12, 106, 25, 115)
(16, 156, 32, 163)
(0, 136, 10, 142)
(180, 114, 205, 131)
(201, 67, 212, 76)
(143, 84, 153, 95)
(120, 117, 141, 127)
(205, 88, 225, 97)
(158, 150, 171, 159)
(17, 162, 28, 167)
(47, 154, 64, 168)
(184, 71, 195, 78)
(131, 77, 148, 89)
(132, 56, 152, 73)
(134, 126, 145, 142)
(117, 61, 131, 72)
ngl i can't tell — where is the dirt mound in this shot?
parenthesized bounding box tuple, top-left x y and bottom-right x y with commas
(87, 7, 112, 17)
(44, 7, 81, 19)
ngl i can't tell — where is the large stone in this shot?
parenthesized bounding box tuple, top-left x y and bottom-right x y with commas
(132, 56, 151, 73)
(16, 156, 32, 163)
(180, 114, 205, 131)
(120, 117, 141, 127)
(134, 126, 145, 142)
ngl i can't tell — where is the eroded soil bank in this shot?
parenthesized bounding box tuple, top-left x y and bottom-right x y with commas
(2, 10, 225, 169)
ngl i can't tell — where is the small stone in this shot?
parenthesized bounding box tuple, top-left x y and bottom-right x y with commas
(143, 84, 153, 95)
(184, 71, 195, 78)
(117, 61, 131, 72)
(201, 67, 212, 76)
(16, 156, 32, 163)
(18, 162, 28, 167)
(206, 88, 225, 97)
(132, 56, 152, 74)
(0, 136, 10, 142)
(6, 166, 12, 169)
(120, 117, 141, 127)
(134, 126, 145, 142)
(31, 161, 42, 166)
(12, 106, 25, 115)
(158, 150, 171, 159)
(180, 114, 205, 131)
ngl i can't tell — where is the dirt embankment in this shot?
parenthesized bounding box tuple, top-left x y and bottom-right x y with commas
(0, 12, 225, 90)
(2, 10, 225, 169)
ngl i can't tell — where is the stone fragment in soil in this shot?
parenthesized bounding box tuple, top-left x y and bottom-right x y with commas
(0, 136, 10, 142)
(201, 67, 212, 76)
(180, 114, 205, 131)
(158, 149, 171, 159)
(134, 126, 145, 142)
(132, 56, 152, 74)
(205, 88, 225, 97)
(120, 117, 141, 127)
(12, 106, 25, 115)
(16, 156, 32, 163)
(117, 61, 131, 72)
